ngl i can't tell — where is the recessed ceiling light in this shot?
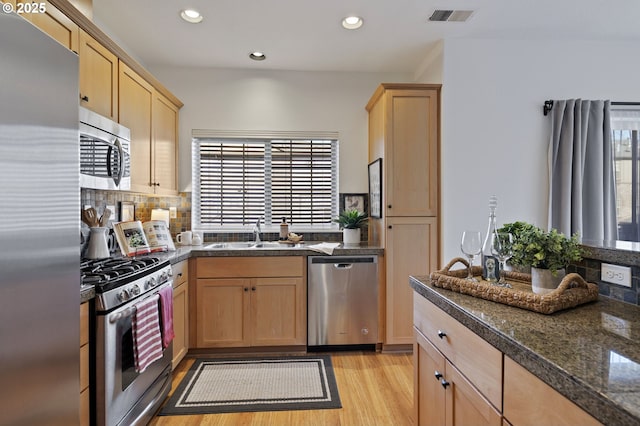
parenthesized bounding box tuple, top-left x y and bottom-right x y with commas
(249, 52, 266, 61)
(180, 9, 203, 24)
(341, 15, 363, 30)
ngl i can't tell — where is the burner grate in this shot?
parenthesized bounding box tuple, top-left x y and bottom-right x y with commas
(81, 256, 163, 288)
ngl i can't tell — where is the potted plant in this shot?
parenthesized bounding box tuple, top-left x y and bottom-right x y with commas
(498, 222, 583, 294)
(333, 208, 368, 246)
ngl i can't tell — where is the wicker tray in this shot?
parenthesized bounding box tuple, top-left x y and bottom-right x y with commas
(429, 258, 599, 314)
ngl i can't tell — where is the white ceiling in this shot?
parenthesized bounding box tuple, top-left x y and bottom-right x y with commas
(93, 0, 640, 74)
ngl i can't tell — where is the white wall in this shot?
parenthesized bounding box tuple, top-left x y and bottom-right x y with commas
(150, 66, 411, 192)
(436, 38, 640, 263)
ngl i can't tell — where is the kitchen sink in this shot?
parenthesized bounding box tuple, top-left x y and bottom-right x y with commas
(204, 241, 290, 250)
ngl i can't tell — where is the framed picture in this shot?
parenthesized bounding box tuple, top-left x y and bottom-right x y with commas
(368, 158, 382, 218)
(119, 201, 135, 222)
(340, 193, 368, 215)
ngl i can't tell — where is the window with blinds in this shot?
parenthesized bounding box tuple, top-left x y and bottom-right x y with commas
(192, 135, 338, 231)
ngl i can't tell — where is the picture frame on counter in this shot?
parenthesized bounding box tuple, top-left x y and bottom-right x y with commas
(119, 201, 135, 222)
(368, 158, 382, 218)
(340, 193, 368, 215)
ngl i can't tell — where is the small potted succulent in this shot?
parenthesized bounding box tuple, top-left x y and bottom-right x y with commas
(498, 221, 583, 294)
(333, 208, 368, 246)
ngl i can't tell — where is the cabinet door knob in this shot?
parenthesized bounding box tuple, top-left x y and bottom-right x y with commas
(441, 379, 450, 389)
(434, 371, 443, 380)
(251, 287, 256, 291)
(244, 287, 248, 292)
(437, 330, 447, 339)
(388, 204, 392, 209)
(388, 225, 392, 229)
(80, 94, 89, 102)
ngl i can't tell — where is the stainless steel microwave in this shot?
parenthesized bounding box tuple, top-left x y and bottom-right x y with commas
(79, 107, 131, 190)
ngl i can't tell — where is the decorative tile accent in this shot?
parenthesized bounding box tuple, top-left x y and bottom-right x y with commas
(571, 245, 640, 306)
(81, 189, 191, 238)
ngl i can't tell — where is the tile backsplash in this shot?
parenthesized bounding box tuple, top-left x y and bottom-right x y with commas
(569, 245, 640, 306)
(80, 189, 353, 248)
(81, 189, 191, 236)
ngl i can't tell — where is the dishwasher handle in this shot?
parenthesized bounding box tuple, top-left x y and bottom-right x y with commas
(310, 256, 377, 265)
(334, 263, 354, 269)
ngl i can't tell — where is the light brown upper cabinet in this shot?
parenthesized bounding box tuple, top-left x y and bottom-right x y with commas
(152, 91, 179, 195)
(119, 61, 179, 195)
(118, 61, 153, 193)
(79, 29, 118, 120)
(367, 84, 440, 218)
(18, 0, 79, 52)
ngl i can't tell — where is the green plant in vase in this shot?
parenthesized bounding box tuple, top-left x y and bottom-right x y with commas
(333, 208, 368, 229)
(499, 222, 582, 274)
(498, 221, 583, 295)
(333, 208, 368, 246)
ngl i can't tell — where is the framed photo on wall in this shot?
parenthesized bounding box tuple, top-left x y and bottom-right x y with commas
(340, 193, 368, 215)
(368, 158, 382, 218)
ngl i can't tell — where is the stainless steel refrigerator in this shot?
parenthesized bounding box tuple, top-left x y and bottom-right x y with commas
(0, 10, 81, 426)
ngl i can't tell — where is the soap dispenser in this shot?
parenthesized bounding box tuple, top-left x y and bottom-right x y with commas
(279, 217, 289, 240)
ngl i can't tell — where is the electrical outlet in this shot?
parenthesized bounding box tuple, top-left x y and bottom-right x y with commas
(601, 263, 632, 288)
(169, 207, 177, 219)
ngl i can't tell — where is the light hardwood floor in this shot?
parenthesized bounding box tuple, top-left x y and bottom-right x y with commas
(149, 351, 415, 426)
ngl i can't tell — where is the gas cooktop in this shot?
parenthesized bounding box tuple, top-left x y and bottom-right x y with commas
(80, 257, 167, 292)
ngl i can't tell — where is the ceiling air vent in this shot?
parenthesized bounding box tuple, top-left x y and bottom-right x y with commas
(428, 9, 474, 22)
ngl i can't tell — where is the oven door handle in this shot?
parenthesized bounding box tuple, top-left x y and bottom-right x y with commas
(109, 305, 136, 324)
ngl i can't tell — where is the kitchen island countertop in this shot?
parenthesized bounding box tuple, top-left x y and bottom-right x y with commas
(410, 275, 640, 426)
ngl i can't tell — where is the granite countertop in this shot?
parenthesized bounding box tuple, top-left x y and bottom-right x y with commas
(188, 241, 383, 257)
(410, 276, 640, 426)
(80, 243, 383, 302)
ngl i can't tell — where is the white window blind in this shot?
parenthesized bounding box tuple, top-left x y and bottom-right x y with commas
(192, 134, 338, 231)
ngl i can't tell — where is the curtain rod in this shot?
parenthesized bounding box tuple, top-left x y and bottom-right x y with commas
(543, 100, 640, 116)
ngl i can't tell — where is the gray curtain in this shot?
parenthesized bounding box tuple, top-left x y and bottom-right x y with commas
(548, 99, 618, 242)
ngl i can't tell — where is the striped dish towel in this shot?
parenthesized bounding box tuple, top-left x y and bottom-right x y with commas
(133, 294, 163, 373)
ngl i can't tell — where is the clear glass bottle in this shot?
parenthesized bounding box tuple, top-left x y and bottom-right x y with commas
(481, 195, 499, 282)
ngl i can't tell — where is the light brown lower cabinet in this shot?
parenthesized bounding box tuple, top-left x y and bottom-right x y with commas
(171, 260, 189, 369)
(503, 356, 602, 426)
(194, 257, 306, 348)
(414, 291, 603, 426)
(414, 328, 501, 426)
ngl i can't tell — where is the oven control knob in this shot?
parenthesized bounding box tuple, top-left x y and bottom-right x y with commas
(160, 271, 168, 282)
(130, 285, 141, 296)
(146, 277, 157, 289)
(117, 289, 129, 302)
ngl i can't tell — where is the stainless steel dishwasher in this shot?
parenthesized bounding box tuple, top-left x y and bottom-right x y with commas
(307, 255, 378, 347)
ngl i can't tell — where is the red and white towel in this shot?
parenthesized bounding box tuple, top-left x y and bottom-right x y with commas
(132, 294, 163, 373)
(158, 286, 175, 349)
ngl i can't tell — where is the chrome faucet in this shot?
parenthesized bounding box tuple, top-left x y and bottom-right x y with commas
(253, 218, 262, 244)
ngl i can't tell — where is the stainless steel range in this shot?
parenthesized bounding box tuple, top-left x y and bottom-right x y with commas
(82, 256, 173, 426)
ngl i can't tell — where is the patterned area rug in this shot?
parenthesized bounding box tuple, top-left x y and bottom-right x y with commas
(159, 355, 342, 415)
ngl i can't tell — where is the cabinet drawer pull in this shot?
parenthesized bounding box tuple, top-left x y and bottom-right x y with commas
(80, 94, 89, 102)
(437, 330, 447, 339)
(434, 371, 443, 380)
(441, 379, 450, 389)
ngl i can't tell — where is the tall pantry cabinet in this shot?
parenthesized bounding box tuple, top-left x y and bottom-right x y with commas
(366, 84, 440, 349)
